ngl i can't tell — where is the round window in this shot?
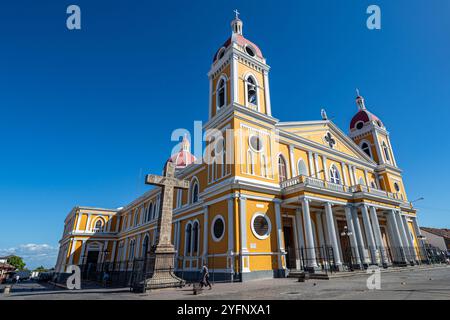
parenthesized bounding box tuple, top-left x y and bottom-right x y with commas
(211, 215, 225, 241)
(249, 135, 263, 152)
(394, 182, 400, 192)
(245, 45, 255, 57)
(251, 213, 271, 240)
(356, 121, 364, 130)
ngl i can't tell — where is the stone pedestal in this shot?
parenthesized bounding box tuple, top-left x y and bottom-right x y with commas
(144, 245, 185, 290)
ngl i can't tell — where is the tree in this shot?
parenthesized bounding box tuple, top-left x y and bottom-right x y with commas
(34, 266, 48, 272)
(7, 255, 26, 270)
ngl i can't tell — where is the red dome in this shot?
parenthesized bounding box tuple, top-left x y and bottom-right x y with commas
(166, 135, 197, 169)
(167, 150, 196, 169)
(350, 109, 384, 131)
(213, 34, 263, 62)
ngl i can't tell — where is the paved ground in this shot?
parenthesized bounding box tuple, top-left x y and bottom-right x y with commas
(1, 265, 449, 300)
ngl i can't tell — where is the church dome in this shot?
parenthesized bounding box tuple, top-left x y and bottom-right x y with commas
(350, 92, 384, 131)
(213, 11, 264, 63)
(166, 135, 197, 169)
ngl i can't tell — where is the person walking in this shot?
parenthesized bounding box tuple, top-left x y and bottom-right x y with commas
(199, 264, 212, 290)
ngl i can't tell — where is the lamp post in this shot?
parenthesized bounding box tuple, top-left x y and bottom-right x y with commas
(340, 226, 354, 271)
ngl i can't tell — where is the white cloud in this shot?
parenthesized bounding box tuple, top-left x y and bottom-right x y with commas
(0, 243, 58, 269)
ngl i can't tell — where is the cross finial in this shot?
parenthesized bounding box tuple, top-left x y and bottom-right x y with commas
(234, 9, 240, 20)
(356, 88, 360, 97)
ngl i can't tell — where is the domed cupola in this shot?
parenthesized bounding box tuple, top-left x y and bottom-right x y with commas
(166, 135, 197, 170)
(350, 90, 384, 132)
(212, 10, 265, 63)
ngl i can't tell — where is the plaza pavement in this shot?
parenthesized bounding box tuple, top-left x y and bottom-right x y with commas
(1, 265, 449, 300)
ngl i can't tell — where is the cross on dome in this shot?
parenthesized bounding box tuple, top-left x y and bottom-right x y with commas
(234, 9, 240, 20)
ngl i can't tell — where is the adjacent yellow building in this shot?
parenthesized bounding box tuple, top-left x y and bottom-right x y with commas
(55, 14, 427, 281)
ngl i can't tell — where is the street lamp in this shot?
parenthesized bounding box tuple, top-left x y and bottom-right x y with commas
(340, 226, 355, 271)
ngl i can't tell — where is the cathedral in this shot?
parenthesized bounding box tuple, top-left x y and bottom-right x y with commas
(55, 13, 426, 281)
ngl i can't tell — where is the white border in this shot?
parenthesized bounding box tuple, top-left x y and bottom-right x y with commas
(211, 215, 226, 242)
(250, 212, 272, 240)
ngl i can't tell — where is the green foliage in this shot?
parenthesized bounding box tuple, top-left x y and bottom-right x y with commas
(34, 266, 48, 272)
(7, 255, 26, 270)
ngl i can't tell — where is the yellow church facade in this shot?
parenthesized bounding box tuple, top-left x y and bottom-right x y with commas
(55, 14, 427, 281)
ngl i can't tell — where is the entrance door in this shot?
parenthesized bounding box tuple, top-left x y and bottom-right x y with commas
(380, 226, 393, 263)
(86, 250, 99, 264)
(282, 218, 296, 269)
(337, 220, 352, 266)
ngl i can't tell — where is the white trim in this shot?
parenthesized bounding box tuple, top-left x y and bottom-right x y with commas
(211, 214, 226, 242)
(250, 212, 272, 240)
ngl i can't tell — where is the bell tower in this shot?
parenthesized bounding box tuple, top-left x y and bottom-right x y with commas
(207, 11, 272, 121)
(349, 91, 407, 200)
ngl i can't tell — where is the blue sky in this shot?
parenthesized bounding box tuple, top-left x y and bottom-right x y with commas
(0, 0, 449, 269)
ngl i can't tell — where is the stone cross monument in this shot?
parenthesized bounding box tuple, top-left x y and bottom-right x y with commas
(141, 161, 189, 290)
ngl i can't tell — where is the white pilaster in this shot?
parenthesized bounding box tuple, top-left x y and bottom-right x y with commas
(341, 162, 349, 186)
(274, 200, 285, 270)
(307, 151, 314, 176)
(231, 54, 238, 105)
(314, 153, 320, 178)
(263, 69, 272, 116)
(322, 156, 329, 181)
(295, 207, 306, 266)
(202, 206, 209, 264)
(78, 240, 86, 265)
(227, 198, 234, 254)
(239, 196, 250, 272)
(289, 145, 296, 178)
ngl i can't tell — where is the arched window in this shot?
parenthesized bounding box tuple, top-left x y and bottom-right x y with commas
(190, 180, 199, 204)
(359, 177, 365, 185)
(329, 165, 341, 184)
(297, 159, 308, 176)
(216, 77, 226, 110)
(94, 219, 103, 232)
(142, 235, 149, 258)
(246, 76, 258, 109)
(361, 142, 372, 158)
(278, 155, 287, 182)
(186, 223, 192, 255)
(382, 142, 391, 162)
(192, 221, 199, 255)
(129, 240, 135, 260)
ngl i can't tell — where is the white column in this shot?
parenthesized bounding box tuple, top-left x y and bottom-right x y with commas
(364, 170, 369, 186)
(324, 202, 342, 267)
(315, 212, 326, 248)
(351, 166, 357, 185)
(78, 240, 87, 265)
(369, 207, 388, 266)
(75, 213, 82, 231)
(307, 151, 314, 176)
(85, 214, 92, 232)
(68, 239, 76, 265)
(411, 217, 426, 260)
(239, 196, 250, 272)
(314, 153, 320, 178)
(208, 77, 213, 119)
(110, 241, 117, 263)
(263, 69, 272, 116)
(360, 205, 377, 264)
(295, 207, 306, 266)
(344, 206, 362, 266)
(289, 145, 296, 178)
(351, 207, 369, 264)
(341, 162, 349, 186)
(322, 156, 329, 181)
(386, 136, 398, 167)
(395, 211, 413, 263)
(301, 198, 318, 268)
(402, 216, 418, 262)
(348, 165, 355, 185)
(202, 206, 209, 265)
(274, 200, 285, 270)
(387, 210, 407, 263)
